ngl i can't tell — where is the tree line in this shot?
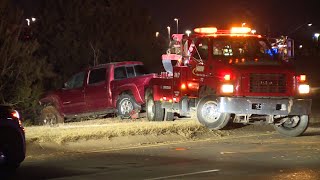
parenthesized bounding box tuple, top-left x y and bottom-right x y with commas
(0, 0, 166, 123)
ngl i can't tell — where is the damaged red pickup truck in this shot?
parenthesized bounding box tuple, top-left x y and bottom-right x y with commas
(39, 61, 155, 125)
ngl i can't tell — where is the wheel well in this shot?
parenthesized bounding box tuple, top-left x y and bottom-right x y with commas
(144, 88, 152, 100)
(199, 86, 216, 98)
(118, 90, 133, 99)
(116, 90, 136, 104)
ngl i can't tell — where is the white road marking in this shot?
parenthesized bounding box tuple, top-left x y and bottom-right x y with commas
(145, 169, 220, 180)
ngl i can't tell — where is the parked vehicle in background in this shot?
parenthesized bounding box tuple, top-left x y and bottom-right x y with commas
(39, 61, 155, 125)
(0, 105, 25, 171)
(146, 26, 312, 137)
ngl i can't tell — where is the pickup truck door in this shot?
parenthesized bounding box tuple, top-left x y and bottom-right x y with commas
(60, 71, 86, 115)
(85, 67, 111, 112)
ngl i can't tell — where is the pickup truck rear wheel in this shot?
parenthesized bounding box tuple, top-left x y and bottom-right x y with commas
(146, 95, 164, 121)
(117, 94, 139, 119)
(196, 95, 231, 130)
(40, 106, 64, 126)
(274, 115, 309, 137)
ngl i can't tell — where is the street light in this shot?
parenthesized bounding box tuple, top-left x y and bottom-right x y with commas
(314, 33, 320, 43)
(155, 32, 159, 38)
(26, 18, 30, 26)
(314, 33, 320, 47)
(31, 17, 36, 22)
(185, 30, 191, 37)
(167, 26, 171, 45)
(174, 18, 179, 34)
(287, 22, 312, 35)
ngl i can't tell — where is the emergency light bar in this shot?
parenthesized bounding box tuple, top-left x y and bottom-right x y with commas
(194, 27, 252, 34)
(194, 27, 218, 34)
(230, 27, 252, 34)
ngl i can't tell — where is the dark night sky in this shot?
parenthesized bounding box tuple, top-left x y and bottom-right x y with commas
(137, 0, 319, 37)
(17, 0, 320, 37)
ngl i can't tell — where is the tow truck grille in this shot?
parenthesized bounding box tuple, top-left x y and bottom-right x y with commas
(249, 73, 286, 93)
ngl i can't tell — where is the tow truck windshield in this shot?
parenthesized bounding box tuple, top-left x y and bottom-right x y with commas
(192, 36, 281, 65)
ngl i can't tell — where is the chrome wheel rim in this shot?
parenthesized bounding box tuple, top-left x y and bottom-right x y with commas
(147, 99, 155, 120)
(201, 100, 221, 123)
(44, 113, 57, 125)
(120, 99, 133, 115)
(283, 116, 300, 128)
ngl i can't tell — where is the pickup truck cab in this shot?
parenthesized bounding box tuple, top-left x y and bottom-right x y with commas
(39, 61, 155, 125)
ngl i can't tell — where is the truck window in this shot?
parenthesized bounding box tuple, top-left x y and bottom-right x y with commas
(134, 65, 149, 76)
(212, 37, 277, 58)
(65, 71, 85, 89)
(126, 66, 135, 78)
(192, 38, 209, 60)
(114, 67, 127, 80)
(88, 68, 106, 85)
(211, 37, 280, 65)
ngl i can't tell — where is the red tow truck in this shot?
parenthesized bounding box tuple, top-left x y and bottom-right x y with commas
(145, 26, 312, 137)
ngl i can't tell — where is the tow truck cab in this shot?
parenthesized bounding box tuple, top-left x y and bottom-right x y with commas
(146, 26, 312, 137)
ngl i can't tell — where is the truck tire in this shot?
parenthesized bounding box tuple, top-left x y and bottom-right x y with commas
(165, 111, 174, 121)
(0, 129, 22, 172)
(146, 95, 164, 121)
(40, 106, 64, 126)
(117, 94, 139, 119)
(274, 115, 309, 137)
(196, 95, 231, 130)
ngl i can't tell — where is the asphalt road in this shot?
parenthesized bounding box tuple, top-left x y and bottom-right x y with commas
(5, 124, 320, 180)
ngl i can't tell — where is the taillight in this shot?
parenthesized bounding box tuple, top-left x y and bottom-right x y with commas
(12, 110, 20, 119)
(298, 75, 306, 82)
(187, 82, 199, 90)
(181, 83, 187, 90)
(220, 72, 232, 81)
(297, 75, 310, 94)
(181, 82, 199, 91)
(224, 74, 231, 81)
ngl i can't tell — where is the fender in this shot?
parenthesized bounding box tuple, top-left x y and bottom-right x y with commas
(39, 94, 64, 116)
(112, 83, 142, 108)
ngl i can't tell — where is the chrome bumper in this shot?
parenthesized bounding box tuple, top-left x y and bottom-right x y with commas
(219, 97, 312, 115)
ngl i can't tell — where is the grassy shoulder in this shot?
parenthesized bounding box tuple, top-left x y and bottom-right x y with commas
(25, 119, 226, 145)
(25, 116, 320, 146)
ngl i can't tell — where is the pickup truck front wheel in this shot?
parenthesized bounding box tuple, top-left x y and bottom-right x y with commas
(274, 115, 309, 137)
(117, 94, 139, 119)
(40, 106, 64, 126)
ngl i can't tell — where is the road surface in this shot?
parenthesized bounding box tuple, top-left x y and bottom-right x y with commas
(7, 124, 320, 180)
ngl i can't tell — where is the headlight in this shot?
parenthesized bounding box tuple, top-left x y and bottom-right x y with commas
(298, 84, 310, 94)
(221, 84, 234, 93)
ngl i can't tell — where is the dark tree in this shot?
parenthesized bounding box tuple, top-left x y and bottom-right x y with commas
(0, 0, 53, 122)
(35, 0, 164, 89)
